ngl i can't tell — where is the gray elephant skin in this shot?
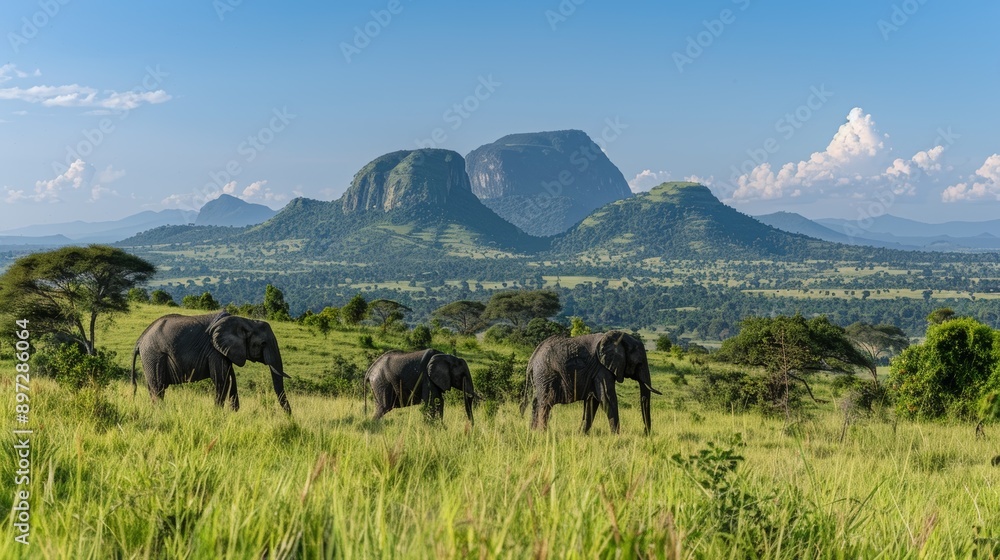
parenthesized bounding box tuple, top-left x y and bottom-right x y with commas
(131, 311, 291, 413)
(365, 349, 477, 424)
(521, 331, 662, 434)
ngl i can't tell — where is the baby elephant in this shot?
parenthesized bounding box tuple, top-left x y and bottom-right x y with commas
(365, 349, 478, 424)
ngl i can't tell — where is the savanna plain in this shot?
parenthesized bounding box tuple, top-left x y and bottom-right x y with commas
(1, 304, 999, 559)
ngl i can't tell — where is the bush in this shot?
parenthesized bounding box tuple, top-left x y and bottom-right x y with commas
(483, 324, 515, 344)
(691, 369, 796, 416)
(655, 334, 673, 353)
(33, 343, 128, 389)
(127, 287, 150, 303)
(150, 289, 176, 306)
(510, 318, 568, 347)
(291, 354, 364, 397)
(406, 325, 433, 349)
(473, 352, 523, 418)
(359, 334, 375, 349)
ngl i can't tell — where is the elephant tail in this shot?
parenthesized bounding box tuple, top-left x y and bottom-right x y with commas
(131, 344, 140, 397)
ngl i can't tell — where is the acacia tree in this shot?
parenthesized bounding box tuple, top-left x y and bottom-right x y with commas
(368, 299, 411, 332)
(718, 315, 871, 417)
(432, 300, 486, 335)
(483, 290, 561, 329)
(0, 245, 156, 354)
(845, 322, 909, 385)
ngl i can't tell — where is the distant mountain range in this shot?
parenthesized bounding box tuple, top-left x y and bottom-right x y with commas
(757, 212, 1000, 252)
(0, 196, 274, 247)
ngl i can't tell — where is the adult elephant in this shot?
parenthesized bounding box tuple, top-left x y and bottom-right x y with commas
(365, 349, 477, 424)
(132, 311, 291, 413)
(521, 331, 661, 434)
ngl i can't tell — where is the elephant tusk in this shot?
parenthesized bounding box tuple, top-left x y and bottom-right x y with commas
(645, 383, 663, 396)
(270, 366, 291, 379)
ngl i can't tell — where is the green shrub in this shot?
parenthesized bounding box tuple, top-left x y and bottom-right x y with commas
(655, 334, 673, 352)
(290, 354, 364, 397)
(406, 325, 433, 349)
(483, 324, 515, 344)
(358, 334, 375, 349)
(33, 343, 128, 389)
(691, 369, 795, 415)
(507, 318, 567, 347)
(473, 352, 523, 418)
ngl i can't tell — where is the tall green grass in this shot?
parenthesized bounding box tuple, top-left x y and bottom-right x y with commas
(1, 305, 998, 557)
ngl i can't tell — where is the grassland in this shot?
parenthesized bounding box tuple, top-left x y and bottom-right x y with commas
(1, 306, 999, 558)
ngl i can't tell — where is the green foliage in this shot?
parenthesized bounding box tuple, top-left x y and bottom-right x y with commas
(358, 334, 375, 349)
(405, 325, 432, 350)
(0, 245, 156, 354)
(33, 342, 128, 389)
(483, 324, 515, 345)
(483, 289, 561, 328)
(510, 317, 567, 347)
(569, 316, 591, 337)
(150, 289, 176, 306)
(369, 299, 411, 332)
(342, 293, 369, 326)
(845, 322, 909, 381)
(692, 369, 789, 415)
(432, 300, 486, 335)
(472, 352, 522, 418)
(182, 291, 220, 311)
(263, 284, 292, 321)
(127, 287, 150, 303)
(927, 307, 956, 325)
(655, 334, 673, 353)
(290, 354, 364, 397)
(889, 317, 1000, 420)
(301, 306, 340, 337)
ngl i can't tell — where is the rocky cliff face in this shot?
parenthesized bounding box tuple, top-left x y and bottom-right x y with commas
(342, 149, 476, 214)
(195, 194, 277, 227)
(465, 130, 631, 236)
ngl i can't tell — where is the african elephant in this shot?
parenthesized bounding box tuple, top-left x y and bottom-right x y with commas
(365, 349, 477, 424)
(131, 311, 291, 413)
(521, 331, 661, 434)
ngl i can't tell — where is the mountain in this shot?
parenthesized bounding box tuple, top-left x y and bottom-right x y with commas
(131, 149, 542, 256)
(465, 130, 631, 236)
(817, 215, 1000, 239)
(0, 234, 74, 247)
(0, 209, 197, 243)
(755, 211, 914, 250)
(194, 194, 277, 227)
(553, 182, 880, 260)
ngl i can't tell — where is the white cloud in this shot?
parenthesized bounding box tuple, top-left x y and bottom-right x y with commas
(942, 154, 1000, 202)
(628, 169, 672, 192)
(0, 84, 171, 110)
(0, 64, 32, 83)
(730, 107, 947, 202)
(2, 159, 124, 204)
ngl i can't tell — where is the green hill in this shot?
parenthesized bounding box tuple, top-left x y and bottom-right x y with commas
(552, 182, 886, 260)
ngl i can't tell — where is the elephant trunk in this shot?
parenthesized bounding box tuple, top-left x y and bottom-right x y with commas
(462, 374, 475, 425)
(265, 344, 292, 414)
(638, 362, 655, 435)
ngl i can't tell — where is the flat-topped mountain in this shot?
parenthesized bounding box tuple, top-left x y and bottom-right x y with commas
(466, 130, 631, 236)
(342, 149, 474, 213)
(195, 194, 277, 227)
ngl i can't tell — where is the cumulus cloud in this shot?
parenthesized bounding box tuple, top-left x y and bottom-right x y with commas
(3, 159, 123, 203)
(730, 108, 947, 202)
(628, 169, 672, 192)
(941, 154, 1000, 202)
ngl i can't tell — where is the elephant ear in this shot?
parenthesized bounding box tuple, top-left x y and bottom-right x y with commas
(210, 315, 248, 367)
(598, 332, 627, 383)
(427, 355, 452, 392)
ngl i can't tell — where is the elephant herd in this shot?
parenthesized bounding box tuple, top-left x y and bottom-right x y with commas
(131, 311, 662, 434)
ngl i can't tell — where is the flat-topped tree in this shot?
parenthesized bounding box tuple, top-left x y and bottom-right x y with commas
(0, 245, 156, 354)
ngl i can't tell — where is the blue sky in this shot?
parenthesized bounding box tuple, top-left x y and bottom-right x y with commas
(1, 0, 998, 229)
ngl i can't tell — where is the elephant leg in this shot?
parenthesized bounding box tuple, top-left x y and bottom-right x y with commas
(581, 394, 599, 434)
(533, 402, 553, 431)
(227, 371, 240, 411)
(423, 385, 444, 421)
(596, 381, 620, 434)
(372, 385, 394, 419)
(147, 357, 167, 402)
